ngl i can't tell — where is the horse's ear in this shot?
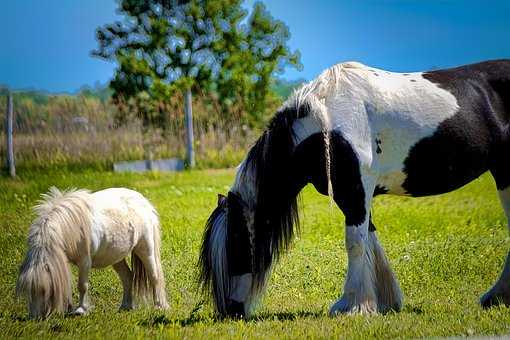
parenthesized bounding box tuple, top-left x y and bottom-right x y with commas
(217, 194, 227, 206)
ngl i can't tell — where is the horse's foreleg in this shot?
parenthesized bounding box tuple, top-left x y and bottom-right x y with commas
(74, 257, 92, 315)
(481, 185, 510, 307)
(329, 174, 401, 315)
(330, 175, 378, 315)
(113, 259, 133, 310)
(367, 224, 402, 312)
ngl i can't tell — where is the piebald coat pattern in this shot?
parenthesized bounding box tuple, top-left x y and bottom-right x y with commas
(200, 60, 510, 318)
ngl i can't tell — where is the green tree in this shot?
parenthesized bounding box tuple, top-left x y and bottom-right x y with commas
(93, 0, 301, 167)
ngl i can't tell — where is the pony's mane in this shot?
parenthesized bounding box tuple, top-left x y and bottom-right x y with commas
(30, 187, 93, 258)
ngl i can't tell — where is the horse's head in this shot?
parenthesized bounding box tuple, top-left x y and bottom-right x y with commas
(199, 191, 255, 318)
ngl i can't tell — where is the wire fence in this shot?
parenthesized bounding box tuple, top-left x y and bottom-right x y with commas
(0, 93, 260, 170)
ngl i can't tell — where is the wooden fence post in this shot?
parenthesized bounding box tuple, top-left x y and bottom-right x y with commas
(5, 91, 15, 177)
(184, 88, 195, 168)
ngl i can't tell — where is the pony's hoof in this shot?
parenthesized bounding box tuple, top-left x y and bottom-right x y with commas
(329, 296, 377, 316)
(155, 302, 170, 310)
(72, 306, 90, 316)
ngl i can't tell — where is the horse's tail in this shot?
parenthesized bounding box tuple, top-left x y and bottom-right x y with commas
(16, 225, 72, 318)
(132, 209, 167, 306)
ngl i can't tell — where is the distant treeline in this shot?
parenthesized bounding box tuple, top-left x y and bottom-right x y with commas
(0, 78, 303, 133)
(0, 78, 304, 169)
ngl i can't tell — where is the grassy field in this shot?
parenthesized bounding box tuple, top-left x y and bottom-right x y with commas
(1, 166, 510, 339)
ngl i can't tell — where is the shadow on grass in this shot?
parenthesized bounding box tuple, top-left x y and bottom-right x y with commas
(402, 305, 424, 315)
(250, 310, 324, 322)
(139, 301, 208, 328)
(138, 309, 324, 328)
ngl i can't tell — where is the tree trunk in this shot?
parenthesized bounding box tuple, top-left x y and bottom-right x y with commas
(5, 92, 15, 177)
(184, 88, 195, 168)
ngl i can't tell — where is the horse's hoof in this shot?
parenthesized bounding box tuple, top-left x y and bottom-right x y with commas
(480, 289, 510, 308)
(329, 296, 377, 316)
(119, 304, 133, 311)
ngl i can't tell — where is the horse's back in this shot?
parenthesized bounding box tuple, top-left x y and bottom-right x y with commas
(299, 60, 510, 197)
(89, 188, 159, 268)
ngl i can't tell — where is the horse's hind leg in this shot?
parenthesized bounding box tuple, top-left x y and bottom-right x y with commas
(113, 259, 133, 310)
(480, 181, 510, 308)
(481, 145, 510, 308)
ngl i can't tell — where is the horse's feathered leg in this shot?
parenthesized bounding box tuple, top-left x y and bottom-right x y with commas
(367, 225, 402, 312)
(74, 257, 92, 315)
(329, 172, 402, 315)
(330, 175, 378, 315)
(113, 259, 133, 310)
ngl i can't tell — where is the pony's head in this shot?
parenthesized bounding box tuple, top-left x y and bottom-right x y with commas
(199, 191, 257, 318)
(16, 232, 72, 319)
(16, 187, 90, 318)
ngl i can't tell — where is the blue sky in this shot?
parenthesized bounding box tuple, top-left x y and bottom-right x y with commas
(1, 0, 509, 92)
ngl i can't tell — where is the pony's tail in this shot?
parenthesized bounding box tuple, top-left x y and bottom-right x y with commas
(132, 216, 167, 307)
(16, 244, 72, 318)
(151, 219, 168, 307)
(132, 253, 150, 303)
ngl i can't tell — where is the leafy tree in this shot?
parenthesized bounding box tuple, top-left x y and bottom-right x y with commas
(93, 0, 301, 166)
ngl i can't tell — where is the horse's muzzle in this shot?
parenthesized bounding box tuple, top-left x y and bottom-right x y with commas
(225, 299, 245, 319)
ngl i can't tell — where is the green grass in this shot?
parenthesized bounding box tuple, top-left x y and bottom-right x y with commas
(1, 167, 510, 339)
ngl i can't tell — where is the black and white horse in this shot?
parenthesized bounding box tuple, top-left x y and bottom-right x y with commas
(199, 60, 510, 318)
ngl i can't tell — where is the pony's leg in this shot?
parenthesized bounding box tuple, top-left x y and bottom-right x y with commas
(113, 259, 133, 310)
(74, 257, 92, 315)
(481, 184, 510, 307)
(329, 175, 402, 315)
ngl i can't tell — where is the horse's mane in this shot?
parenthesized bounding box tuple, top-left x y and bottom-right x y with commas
(241, 108, 301, 295)
(199, 62, 345, 315)
(242, 63, 350, 291)
(243, 101, 318, 284)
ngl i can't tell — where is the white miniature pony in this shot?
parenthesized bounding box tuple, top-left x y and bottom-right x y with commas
(16, 187, 169, 318)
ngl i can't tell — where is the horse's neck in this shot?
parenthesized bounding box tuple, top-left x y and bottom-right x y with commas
(232, 152, 309, 209)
